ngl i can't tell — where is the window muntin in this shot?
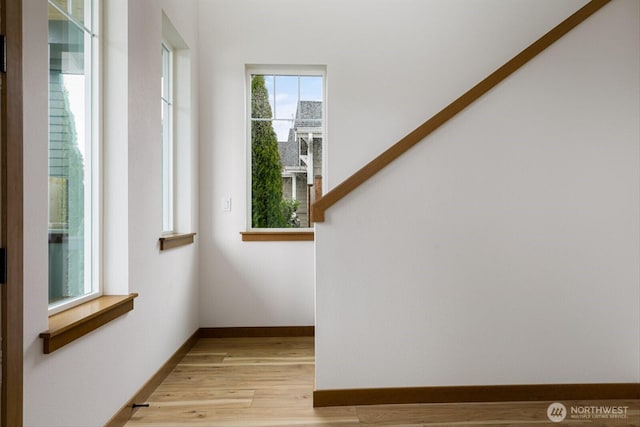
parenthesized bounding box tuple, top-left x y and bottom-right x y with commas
(48, 0, 99, 313)
(161, 42, 174, 233)
(248, 69, 325, 230)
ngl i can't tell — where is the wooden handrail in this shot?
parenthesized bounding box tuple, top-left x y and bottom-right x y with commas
(313, 0, 611, 222)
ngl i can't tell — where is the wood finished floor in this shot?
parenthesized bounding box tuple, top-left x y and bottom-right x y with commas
(125, 337, 639, 426)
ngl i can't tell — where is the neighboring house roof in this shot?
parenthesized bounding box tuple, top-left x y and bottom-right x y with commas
(294, 100, 322, 129)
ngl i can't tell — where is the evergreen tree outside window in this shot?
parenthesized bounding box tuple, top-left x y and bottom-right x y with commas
(248, 68, 325, 230)
(48, 0, 100, 313)
(251, 75, 286, 228)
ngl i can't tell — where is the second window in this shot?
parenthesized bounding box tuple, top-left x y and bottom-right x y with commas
(248, 68, 325, 230)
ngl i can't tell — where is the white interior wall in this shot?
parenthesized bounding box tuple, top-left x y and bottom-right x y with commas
(20, 0, 639, 424)
(22, 1, 200, 426)
(196, 0, 591, 328)
(315, 0, 640, 390)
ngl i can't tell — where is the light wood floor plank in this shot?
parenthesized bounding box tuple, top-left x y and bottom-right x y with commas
(149, 388, 255, 403)
(127, 406, 360, 426)
(145, 399, 253, 409)
(251, 385, 315, 409)
(180, 354, 227, 364)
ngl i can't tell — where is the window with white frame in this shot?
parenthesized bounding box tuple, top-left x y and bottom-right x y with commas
(159, 11, 194, 243)
(247, 68, 325, 229)
(161, 41, 174, 233)
(48, 0, 100, 313)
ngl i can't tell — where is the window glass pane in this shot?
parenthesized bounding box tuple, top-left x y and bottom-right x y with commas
(274, 75, 298, 120)
(300, 76, 323, 101)
(161, 45, 173, 233)
(50, 0, 87, 27)
(48, 1, 93, 305)
(250, 73, 324, 229)
(251, 74, 274, 120)
(161, 45, 170, 102)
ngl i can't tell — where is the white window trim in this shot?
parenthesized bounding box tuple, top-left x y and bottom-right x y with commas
(245, 65, 327, 232)
(48, 0, 103, 315)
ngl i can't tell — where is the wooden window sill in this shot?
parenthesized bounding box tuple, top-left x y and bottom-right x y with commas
(39, 293, 138, 354)
(241, 231, 315, 242)
(159, 232, 196, 250)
